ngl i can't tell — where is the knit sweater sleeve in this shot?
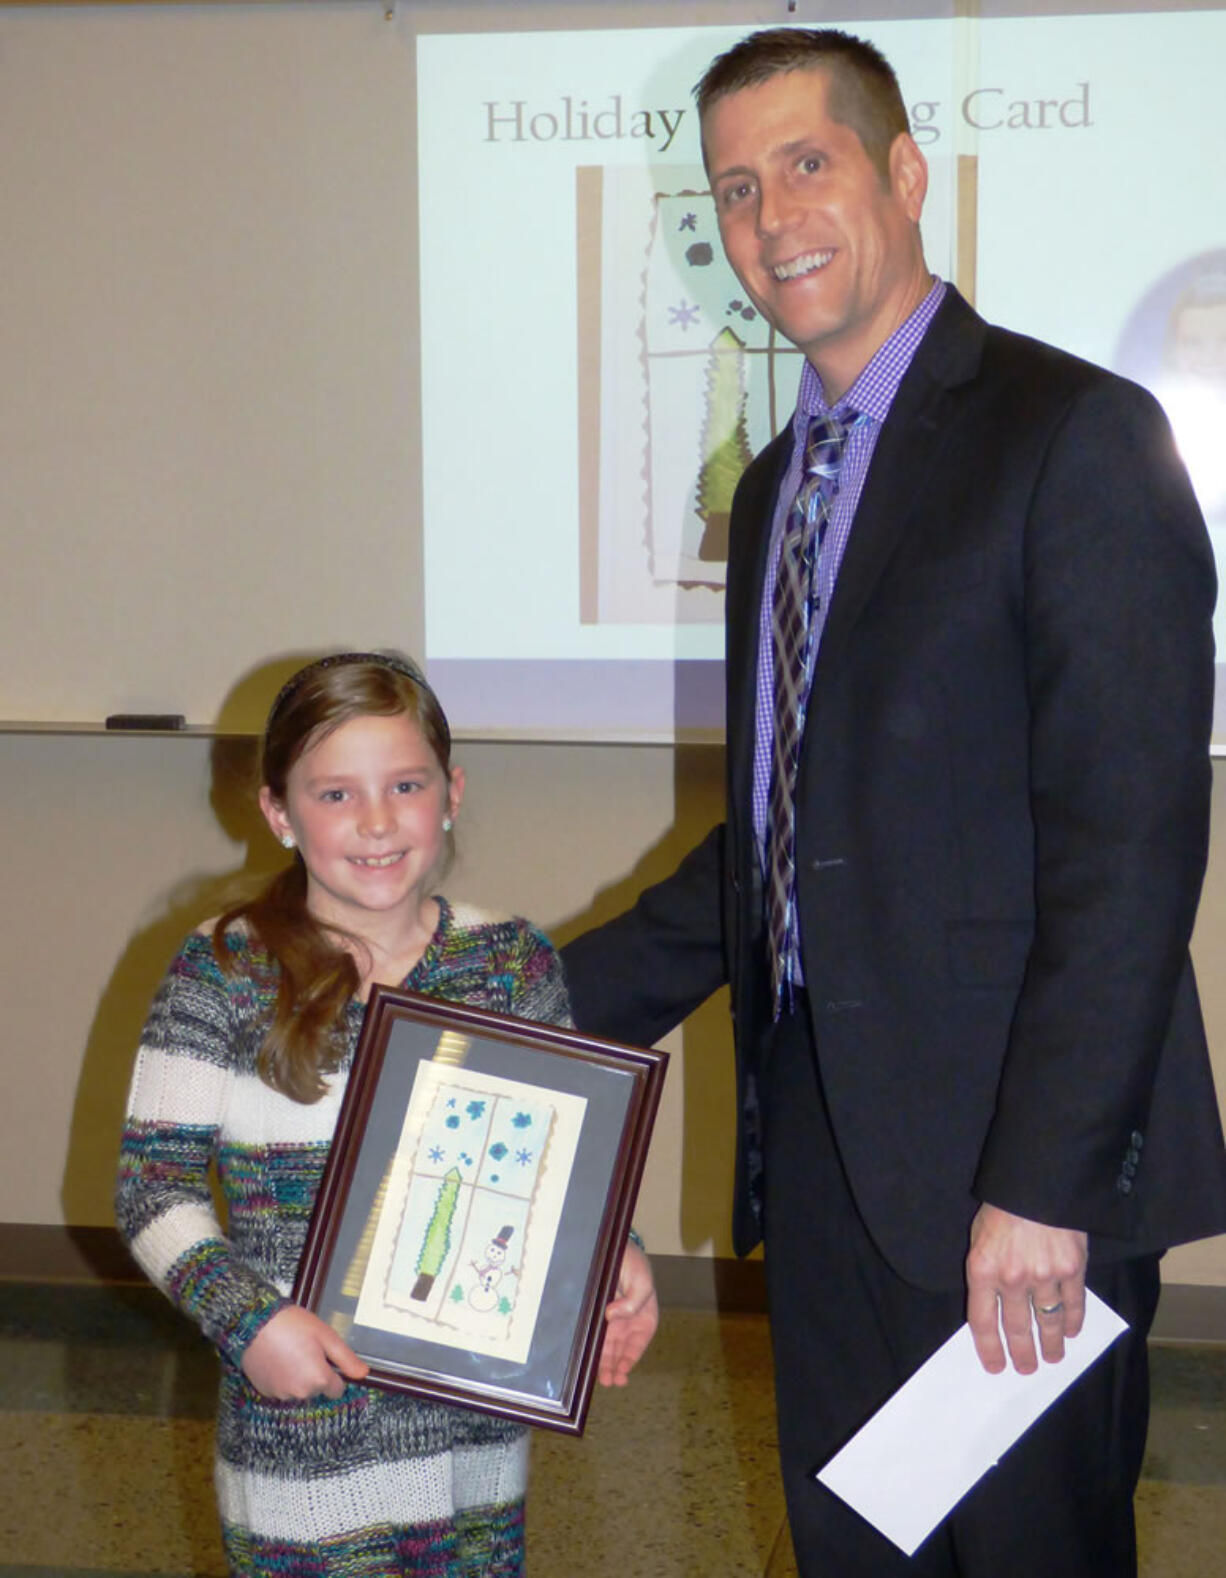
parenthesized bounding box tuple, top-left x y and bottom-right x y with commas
(115, 933, 288, 1365)
(506, 919, 574, 1030)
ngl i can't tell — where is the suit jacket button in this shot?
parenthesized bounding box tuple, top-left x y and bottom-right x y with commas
(1131, 1130, 1145, 1149)
(1117, 1175, 1134, 1195)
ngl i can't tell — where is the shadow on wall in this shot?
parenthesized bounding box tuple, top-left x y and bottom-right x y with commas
(58, 654, 324, 1267)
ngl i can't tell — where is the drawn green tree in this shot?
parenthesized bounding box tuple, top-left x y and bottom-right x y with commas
(695, 326, 753, 562)
(411, 1166, 462, 1301)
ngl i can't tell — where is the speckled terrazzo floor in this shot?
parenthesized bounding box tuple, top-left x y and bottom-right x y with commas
(0, 1282, 1223, 1576)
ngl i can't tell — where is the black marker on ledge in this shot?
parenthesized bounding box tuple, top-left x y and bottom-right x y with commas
(105, 713, 187, 732)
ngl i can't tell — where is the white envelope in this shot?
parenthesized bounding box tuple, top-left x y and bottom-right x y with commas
(814, 1290, 1129, 1555)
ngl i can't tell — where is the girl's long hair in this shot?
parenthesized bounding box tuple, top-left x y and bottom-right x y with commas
(215, 652, 453, 1103)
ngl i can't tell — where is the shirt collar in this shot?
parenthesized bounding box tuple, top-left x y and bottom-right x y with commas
(794, 276, 947, 428)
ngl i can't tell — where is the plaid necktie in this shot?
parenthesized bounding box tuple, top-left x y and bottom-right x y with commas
(767, 410, 855, 1014)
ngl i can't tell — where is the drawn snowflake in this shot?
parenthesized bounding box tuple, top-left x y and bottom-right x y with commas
(515, 1148, 534, 1167)
(679, 211, 697, 231)
(466, 1100, 486, 1120)
(445, 1115, 460, 1129)
(511, 1112, 532, 1130)
(428, 1145, 445, 1164)
(489, 1142, 508, 1161)
(446, 1097, 457, 1108)
(667, 299, 701, 330)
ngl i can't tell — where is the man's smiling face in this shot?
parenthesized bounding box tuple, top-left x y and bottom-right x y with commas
(703, 66, 930, 400)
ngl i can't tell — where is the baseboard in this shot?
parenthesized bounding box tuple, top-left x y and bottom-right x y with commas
(0, 1223, 142, 1284)
(3, 1225, 1223, 1341)
(1149, 1281, 1226, 1344)
(652, 1251, 767, 1312)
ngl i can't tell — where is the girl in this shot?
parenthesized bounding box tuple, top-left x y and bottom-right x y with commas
(116, 651, 657, 1577)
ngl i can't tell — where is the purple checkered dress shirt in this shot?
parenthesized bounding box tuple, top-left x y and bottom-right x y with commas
(751, 278, 947, 989)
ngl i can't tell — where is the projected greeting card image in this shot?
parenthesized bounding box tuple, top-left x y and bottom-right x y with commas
(355, 1062, 587, 1365)
(576, 149, 953, 634)
(578, 164, 802, 627)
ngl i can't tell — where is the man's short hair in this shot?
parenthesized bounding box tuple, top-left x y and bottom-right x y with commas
(695, 27, 910, 182)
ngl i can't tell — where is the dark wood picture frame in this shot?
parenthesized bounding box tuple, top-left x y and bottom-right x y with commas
(293, 986, 667, 1436)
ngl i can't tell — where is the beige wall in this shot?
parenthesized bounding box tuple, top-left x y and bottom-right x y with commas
(2, 729, 1224, 1285)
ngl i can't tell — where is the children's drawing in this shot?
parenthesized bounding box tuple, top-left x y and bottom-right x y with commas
(466, 1224, 518, 1313)
(410, 1165, 462, 1302)
(354, 1058, 587, 1365)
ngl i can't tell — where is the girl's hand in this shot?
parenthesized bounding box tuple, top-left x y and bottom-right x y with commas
(241, 1304, 370, 1400)
(599, 1240, 659, 1388)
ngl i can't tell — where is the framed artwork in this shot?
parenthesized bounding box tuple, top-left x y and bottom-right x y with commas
(293, 986, 668, 1435)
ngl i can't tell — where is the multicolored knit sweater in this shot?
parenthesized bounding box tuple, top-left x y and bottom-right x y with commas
(116, 897, 571, 1578)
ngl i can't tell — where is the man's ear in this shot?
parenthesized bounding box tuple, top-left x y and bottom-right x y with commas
(890, 131, 928, 223)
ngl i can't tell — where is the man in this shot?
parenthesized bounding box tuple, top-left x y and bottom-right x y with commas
(561, 27, 1226, 1578)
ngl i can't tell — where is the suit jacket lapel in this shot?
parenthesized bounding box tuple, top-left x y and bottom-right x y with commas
(816, 290, 987, 676)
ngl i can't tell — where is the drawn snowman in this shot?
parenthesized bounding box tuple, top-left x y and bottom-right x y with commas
(468, 1224, 518, 1313)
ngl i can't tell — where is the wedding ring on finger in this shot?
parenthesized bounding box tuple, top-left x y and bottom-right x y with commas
(1036, 1300, 1064, 1317)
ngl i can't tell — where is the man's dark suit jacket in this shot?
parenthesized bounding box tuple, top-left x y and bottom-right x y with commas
(563, 287, 1226, 1291)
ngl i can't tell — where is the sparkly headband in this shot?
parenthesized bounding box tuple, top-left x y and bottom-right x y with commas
(265, 651, 441, 739)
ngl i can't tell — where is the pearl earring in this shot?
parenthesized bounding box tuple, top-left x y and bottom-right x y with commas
(280, 833, 296, 850)
(442, 817, 454, 833)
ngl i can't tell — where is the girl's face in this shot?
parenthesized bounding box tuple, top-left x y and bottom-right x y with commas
(259, 710, 463, 934)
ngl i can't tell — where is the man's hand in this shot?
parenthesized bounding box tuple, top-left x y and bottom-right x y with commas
(965, 1204, 1088, 1374)
(241, 1304, 370, 1400)
(599, 1240, 659, 1387)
